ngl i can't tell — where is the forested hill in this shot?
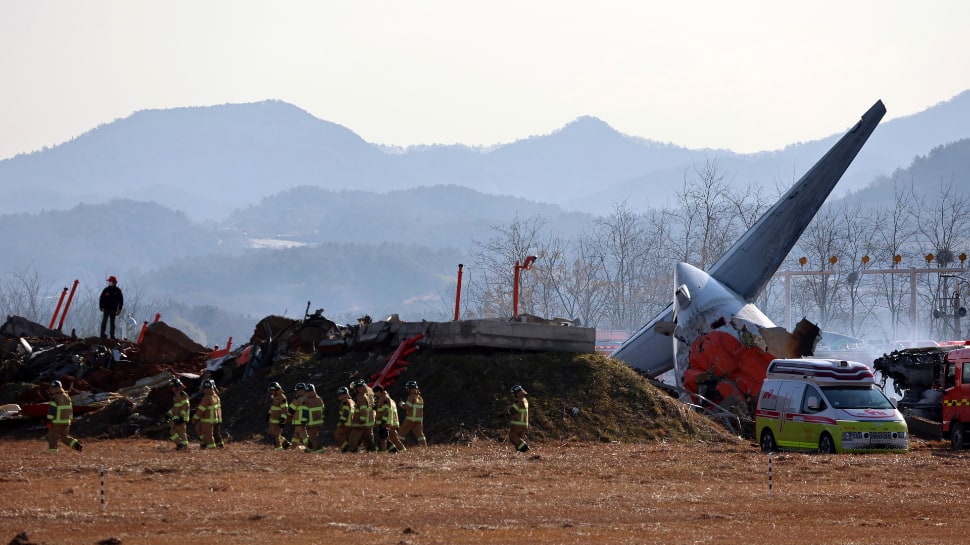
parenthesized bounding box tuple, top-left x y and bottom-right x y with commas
(842, 138, 970, 206)
(225, 185, 592, 248)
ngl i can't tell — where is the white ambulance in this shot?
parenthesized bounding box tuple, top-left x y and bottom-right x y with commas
(755, 358, 908, 454)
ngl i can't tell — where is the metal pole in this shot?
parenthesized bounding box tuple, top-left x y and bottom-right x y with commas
(513, 260, 521, 318)
(784, 270, 792, 331)
(57, 279, 79, 331)
(954, 292, 962, 340)
(768, 453, 773, 497)
(453, 264, 463, 321)
(100, 464, 106, 511)
(48, 287, 67, 329)
(910, 268, 917, 340)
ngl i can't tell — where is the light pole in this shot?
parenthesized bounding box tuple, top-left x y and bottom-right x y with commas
(939, 274, 970, 339)
(513, 255, 537, 318)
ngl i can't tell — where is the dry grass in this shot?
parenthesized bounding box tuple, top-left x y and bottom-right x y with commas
(0, 437, 966, 545)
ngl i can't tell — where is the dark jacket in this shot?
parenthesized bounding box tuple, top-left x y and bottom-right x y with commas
(99, 285, 124, 314)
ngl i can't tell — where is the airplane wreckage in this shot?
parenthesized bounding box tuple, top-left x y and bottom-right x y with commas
(612, 100, 887, 419)
(0, 100, 886, 440)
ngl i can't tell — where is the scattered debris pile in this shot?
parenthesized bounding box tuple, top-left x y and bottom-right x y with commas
(0, 313, 741, 446)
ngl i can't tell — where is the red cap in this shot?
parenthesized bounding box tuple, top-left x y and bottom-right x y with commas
(107, 276, 117, 283)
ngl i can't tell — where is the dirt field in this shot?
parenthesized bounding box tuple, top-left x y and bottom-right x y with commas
(0, 436, 966, 545)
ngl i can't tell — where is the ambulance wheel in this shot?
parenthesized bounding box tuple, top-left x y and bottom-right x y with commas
(951, 422, 965, 451)
(759, 429, 776, 453)
(818, 432, 836, 454)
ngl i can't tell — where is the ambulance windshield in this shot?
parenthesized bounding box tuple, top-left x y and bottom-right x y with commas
(821, 386, 895, 410)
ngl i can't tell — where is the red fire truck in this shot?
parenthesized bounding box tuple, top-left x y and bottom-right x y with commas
(874, 345, 970, 449)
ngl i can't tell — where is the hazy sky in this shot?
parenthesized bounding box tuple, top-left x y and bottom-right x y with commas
(2, 1, 969, 161)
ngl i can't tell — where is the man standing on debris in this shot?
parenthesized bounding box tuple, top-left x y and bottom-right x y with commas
(190, 380, 222, 449)
(287, 383, 308, 450)
(267, 382, 290, 450)
(166, 378, 190, 450)
(508, 384, 530, 452)
(303, 383, 325, 453)
(46, 380, 83, 452)
(334, 386, 355, 452)
(98, 276, 124, 340)
(373, 385, 405, 453)
(398, 380, 427, 447)
(347, 379, 376, 452)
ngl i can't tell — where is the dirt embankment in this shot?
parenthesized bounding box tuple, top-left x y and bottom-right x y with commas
(213, 350, 740, 446)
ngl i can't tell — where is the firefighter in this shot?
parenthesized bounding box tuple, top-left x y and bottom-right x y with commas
(166, 378, 190, 451)
(190, 380, 222, 449)
(303, 383, 326, 453)
(211, 380, 225, 448)
(46, 380, 82, 452)
(334, 386, 355, 452)
(373, 384, 405, 453)
(509, 384, 530, 452)
(347, 379, 376, 452)
(398, 380, 427, 447)
(287, 383, 308, 450)
(267, 382, 291, 450)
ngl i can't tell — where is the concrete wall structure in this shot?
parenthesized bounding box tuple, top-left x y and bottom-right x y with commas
(396, 319, 595, 353)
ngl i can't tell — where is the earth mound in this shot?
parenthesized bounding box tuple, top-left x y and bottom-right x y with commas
(215, 349, 741, 446)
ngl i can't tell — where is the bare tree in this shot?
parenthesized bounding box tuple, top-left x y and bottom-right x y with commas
(907, 179, 970, 339)
(666, 158, 742, 269)
(590, 201, 655, 330)
(529, 233, 571, 320)
(565, 233, 611, 327)
(838, 203, 881, 337)
(0, 267, 58, 324)
(870, 180, 917, 340)
(468, 215, 550, 319)
(793, 204, 847, 330)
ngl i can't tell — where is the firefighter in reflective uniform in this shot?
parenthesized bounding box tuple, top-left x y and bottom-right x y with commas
(335, 386, 355, 452)
(287, 383, 309, 450)
(211, 381, 225, 448)
(46, 380, 82, 452)
(509, 384, 530, 452)
(166, 378, 190, 450)
(348, 380, 376, 452)
(374, 384, 406, 453)
(303, 383, 326, 452)
(398, 380, 427, 447)
(190, 380, 222, 449)
(267, 382, 290, 450)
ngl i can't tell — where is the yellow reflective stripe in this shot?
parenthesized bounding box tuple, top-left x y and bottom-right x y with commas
(307, 406, 324, 425)
(51, 403, 72, 424)
(196, 403, 218, 423)
(172, 398, 190, 419)
(511, 404, 528, 426)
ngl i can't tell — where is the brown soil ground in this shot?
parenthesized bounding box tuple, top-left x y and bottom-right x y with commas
(1, 437, 966, 545)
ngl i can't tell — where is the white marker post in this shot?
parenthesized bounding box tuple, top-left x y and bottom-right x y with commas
(100, 464, 106, 511)
(767, 454, 773, 497)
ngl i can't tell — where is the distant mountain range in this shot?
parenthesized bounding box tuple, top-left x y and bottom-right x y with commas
(3, 92, 969, 221)
(2, 92, 970, 346)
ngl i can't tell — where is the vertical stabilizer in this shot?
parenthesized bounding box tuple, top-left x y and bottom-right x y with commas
(612, 100, 886, 377)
